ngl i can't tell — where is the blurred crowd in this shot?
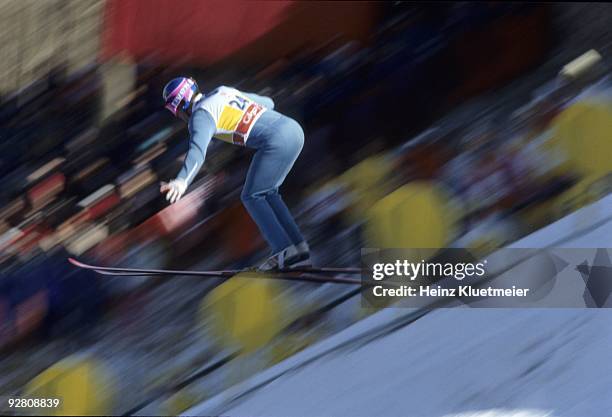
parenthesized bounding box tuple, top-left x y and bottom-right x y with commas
(1, 2, 611, 414)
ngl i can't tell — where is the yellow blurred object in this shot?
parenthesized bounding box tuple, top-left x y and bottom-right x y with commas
(25, 354, 115, 416)
(364, 181, 460, 257)
(553, 174, 609, 218)
(161, 389, 200, 416)
(270, 331, 320, 364)
(340, 153, 392, 224)
(517, 197, 558, 232)
(550, 101, 612, 179)
(200, 272, 291, 353)
(362, 180, 461, 299)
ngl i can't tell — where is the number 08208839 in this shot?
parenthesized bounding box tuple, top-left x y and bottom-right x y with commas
(7, 398, 61, 408)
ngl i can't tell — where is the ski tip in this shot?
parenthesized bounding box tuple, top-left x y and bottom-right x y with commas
(67, 257, 87, 268)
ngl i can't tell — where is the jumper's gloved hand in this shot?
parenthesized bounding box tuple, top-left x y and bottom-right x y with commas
(160, 178, 187, 204)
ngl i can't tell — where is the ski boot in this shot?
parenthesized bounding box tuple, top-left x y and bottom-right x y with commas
(257, 242, 312, 272)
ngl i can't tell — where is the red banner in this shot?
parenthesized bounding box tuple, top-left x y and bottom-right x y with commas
(102, 0, 293, 65)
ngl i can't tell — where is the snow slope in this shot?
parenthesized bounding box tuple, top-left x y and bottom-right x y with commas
(185, 194, 612, 417)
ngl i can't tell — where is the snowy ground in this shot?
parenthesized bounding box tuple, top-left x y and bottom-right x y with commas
(186, 194, 612, 417)
(213, 309, 612, 417)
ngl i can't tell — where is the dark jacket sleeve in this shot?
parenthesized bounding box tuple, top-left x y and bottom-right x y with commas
(177, 109, 216, 186)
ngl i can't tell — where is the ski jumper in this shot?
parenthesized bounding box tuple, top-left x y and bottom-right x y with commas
(176, 86, 305, 253)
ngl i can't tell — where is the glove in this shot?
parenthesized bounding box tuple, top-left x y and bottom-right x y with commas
(160, 178, 187, 204)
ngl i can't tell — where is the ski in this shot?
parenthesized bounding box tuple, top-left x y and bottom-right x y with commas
(68, 258, 362, 285)
(68, 257, 360, 275)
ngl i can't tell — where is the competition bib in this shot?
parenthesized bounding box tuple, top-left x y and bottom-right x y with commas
(196, 86, 267, 145)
